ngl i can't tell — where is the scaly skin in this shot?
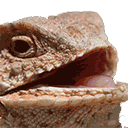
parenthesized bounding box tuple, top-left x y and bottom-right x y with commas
(0, 11, 128, 128)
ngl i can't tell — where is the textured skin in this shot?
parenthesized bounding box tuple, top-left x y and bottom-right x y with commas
(0, 11, 128, 128)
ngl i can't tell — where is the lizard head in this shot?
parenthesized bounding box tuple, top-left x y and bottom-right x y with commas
(0, 12, 128, 128)
(0, 12, 127, 108)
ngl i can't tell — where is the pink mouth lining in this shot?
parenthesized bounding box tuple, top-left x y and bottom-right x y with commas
(54, 74, 116, 88)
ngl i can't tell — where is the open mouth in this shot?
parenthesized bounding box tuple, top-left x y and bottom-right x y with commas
(3, 47, 117, 96)
(36, 48, 116, 88)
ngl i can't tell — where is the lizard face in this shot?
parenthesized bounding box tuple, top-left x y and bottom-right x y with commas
(0, 12, 128, 128)
(0, 12, 118, 96)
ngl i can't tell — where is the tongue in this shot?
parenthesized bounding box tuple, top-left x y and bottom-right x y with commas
(54, 74, 116, 88)
(74, 74, 116, 88)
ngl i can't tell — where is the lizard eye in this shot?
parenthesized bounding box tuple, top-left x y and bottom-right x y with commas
(10, 36, 36, 58)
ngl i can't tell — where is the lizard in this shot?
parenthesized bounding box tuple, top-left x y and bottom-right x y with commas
(0, 11, 128, 128)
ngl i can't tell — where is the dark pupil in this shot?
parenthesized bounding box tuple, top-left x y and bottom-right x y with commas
(13, 40, 30, 53)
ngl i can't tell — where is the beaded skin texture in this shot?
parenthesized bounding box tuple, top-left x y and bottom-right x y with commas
(0, 11, 128, 128)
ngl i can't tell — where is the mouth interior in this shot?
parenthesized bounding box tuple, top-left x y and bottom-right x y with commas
(41, 48, 116, 88)
(26, 48, 116, 90)
(6, 48, 116, 95)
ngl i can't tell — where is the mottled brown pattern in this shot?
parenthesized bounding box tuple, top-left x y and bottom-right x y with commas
(0, 11, 127, 127)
